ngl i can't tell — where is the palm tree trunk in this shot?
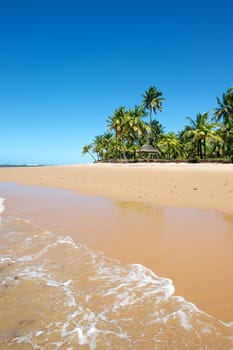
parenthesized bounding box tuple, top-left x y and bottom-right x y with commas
(88, 151, 97, 162)
(149, 108, 152, 145)
(115, 132, 118, 159)
(227, 135, 231, 155)
(197, 141, 201, 158)
(122, 137, 126, 160)
(204, 138, 206, 158)
(199, 141, 203, 159)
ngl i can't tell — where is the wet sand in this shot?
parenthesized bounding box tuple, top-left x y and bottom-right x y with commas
(0, 163, 232, 214)
(0, 163, 233, 322)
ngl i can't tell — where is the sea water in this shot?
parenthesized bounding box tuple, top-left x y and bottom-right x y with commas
(0, 187, 233, 349)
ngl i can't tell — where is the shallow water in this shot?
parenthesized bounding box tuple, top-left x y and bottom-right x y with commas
(0, 183, 233, 349)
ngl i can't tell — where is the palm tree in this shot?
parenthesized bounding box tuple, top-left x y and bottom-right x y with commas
(150, 119, 164, 144)
(214, 87, 233, 124)
(91, 133, 114, 161)
(92, 135, 105, 160)
(127, 105, 150, 146)
(216, 121, 233, 157)
(105, 135, 117, 160)
(213, 87, 233, 156)
(141, 86, 164, 145)
(107, 106, 128, 159)
(81, 144, 97, 162)
(178, 127, 194, 158)
(158, 132, 182, 160)
(102, 132, 114, 160)
(184, 112, 221, 159)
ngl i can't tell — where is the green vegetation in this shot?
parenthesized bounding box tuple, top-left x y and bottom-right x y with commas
(82, 86, 233, 163)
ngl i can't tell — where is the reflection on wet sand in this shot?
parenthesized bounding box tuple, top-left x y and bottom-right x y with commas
(0, 185, 233, 350)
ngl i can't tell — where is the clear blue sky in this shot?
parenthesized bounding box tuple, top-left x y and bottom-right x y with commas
(0, 0, 232, 164)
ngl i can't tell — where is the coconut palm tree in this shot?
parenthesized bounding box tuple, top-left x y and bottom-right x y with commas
(216, 121, 233, 157)
(150, 119, 165, 144)
(92, 135, 105, 160)
(214, 87, 233, 124)
(158, 132, 182, 160)
(97, 132, 115, 160)
(213, 87, 233, 156)
(81, 144, 97, 162)
(178, 126, 195, 159)
(141, 86, 164, 145)
(107, 106, 128, 159)
(91, 133, 114, 161)
(184, 112, 221, 159)
(102, 132, 114, 160)
(127, 105, 150, 146)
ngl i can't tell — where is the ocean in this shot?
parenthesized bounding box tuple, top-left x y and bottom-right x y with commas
(0, 183, 233, 349)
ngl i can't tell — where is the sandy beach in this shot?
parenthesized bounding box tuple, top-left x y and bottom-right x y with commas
(0, 162, 233, 215)
(0, 163, 233, 324)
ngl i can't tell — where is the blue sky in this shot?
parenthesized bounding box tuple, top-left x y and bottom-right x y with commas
(0, 0, 232, 164)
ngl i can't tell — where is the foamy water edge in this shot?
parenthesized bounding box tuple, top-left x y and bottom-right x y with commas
(0, 197, 233, 349)
(0, 196, 5, 220)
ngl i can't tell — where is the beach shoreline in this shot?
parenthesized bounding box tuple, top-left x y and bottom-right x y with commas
(0, 163, 233, 322)
(0, 162, 232, 215)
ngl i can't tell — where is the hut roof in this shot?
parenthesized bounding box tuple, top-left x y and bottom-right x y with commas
(139, 144, 160, 153)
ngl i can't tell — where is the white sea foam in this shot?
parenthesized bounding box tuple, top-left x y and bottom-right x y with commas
(0, 197, 5, 221)
(0, 197, 5, 212)
(1, 216, 233, 350)
(0, 256, 16, 264)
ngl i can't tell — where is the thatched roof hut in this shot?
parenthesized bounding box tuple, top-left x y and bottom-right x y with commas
(139, 144, 160, 154)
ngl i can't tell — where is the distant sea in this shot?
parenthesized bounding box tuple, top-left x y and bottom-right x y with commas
(0, 164, 47, 167)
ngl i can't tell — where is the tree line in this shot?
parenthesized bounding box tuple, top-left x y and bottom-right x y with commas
(82, 86, 233, 162)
